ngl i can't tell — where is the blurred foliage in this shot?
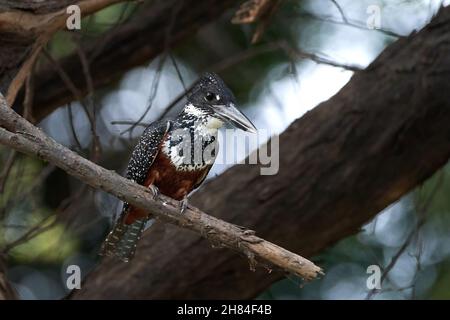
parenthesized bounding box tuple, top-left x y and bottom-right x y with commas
(0, 148, 79, 265)
(0, 150, 41, 209)
(48, 2, 139, 59)
(2, 0, 450, 299)
(1, 215, 79, 264)
(261, 161, 450, 299)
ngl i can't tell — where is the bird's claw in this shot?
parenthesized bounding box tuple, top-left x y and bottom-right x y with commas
(179, 197, 189, 214)
(149, 184, 159, 199)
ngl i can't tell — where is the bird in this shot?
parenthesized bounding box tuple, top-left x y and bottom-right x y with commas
(100, 72, 257, 262)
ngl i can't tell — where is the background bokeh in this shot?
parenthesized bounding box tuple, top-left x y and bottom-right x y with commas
(1, 0, 450, 299)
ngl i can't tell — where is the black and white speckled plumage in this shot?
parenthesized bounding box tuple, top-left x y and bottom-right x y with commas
(126, 120, 172, 184)
(161, 104, 221, 171)
(100, 72, 251, 262)
(100, 120, 172, 261)
(127, 72, 234, 178)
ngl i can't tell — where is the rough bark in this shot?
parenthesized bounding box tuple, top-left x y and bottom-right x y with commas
(67, 7, 450, 299)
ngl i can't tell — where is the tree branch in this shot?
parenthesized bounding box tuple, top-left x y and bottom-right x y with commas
(0, 0, 135, 107)
(18, 0, 239, 121)
(0, 93, 323, 284)
(69, 6, 450, 299)
(1, 1, 450, 301)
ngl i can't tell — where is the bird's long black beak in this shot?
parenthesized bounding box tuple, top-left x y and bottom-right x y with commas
(213, 103, 257, 133)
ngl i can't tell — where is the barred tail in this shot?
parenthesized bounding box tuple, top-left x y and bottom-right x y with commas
(100, 218, 150, 262)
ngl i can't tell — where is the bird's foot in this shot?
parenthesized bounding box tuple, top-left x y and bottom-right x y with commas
(148, 184, 160, 199)
(179, 196, 189, 214)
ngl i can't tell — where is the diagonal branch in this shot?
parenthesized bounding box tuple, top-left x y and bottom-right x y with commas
(69, 6, 450, 299)
(0, 93, 323, 282)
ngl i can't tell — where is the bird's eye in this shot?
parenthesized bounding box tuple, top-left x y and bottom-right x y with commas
(204, 92, 215, 102)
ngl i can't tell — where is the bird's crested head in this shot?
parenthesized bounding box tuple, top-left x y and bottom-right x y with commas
(184, 72, 256, 133)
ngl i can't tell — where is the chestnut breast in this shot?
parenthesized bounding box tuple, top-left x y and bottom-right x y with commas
(143, 150, 210, 201)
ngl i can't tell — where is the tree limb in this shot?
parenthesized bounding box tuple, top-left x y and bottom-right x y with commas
(0, 93, 323, 285)
(0, 0, 134, 107)
(1, 1, 450, 301)
(14, 0, 239, 121)
(68, 6, 450, 299)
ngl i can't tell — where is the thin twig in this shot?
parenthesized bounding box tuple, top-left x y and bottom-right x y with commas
(67, 102, 83, 151)
(0, 150, 17, 194)
(120, 54, 167, 136)
(330, 0, 348, 23)
(1, 165, 56, 213)
(75, 42, 102, 162)
(42, 48, 102, 162)
(88, 1, 142, 62)
(251, 0, 282, 43)
(365, 172, 444, 299)
(121, 0, 183, 135)
(23, 72, 35, 123)
(278, 40, 363, 71)
(169, 52, 187, 93)
(110, 120, 150, 127)
(152, 41, 362, 123)
(2, 215, 57, 255)
(5, 0, 135, 106)
(292, 10, 403, 38)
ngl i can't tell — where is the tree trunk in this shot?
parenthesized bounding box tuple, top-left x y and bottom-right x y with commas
(71, 7, 450, 299)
